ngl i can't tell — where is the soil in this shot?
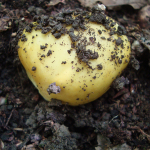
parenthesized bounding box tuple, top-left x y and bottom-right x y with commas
(0, 0, 150, 150)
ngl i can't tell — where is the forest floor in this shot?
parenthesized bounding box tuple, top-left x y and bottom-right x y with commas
(0, 0, 150, 149)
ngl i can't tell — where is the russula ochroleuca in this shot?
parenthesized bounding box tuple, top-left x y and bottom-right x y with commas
(17, 6, 131, 106)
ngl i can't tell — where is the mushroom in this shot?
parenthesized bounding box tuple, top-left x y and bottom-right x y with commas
(17, 7, 131, 106)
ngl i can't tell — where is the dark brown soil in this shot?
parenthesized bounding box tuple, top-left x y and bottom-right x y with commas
(0, 0, 150, 149)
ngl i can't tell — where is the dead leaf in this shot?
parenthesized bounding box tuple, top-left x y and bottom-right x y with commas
(46, 0, 65, 7)
(78, 0, 97, 8)
(0, 139, 4, 149)
(95, 134, 111, 150)
(78, 0, 150, 9)
(0, 16, 11, 32)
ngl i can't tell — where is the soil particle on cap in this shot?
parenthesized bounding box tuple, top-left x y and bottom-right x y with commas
(25, 25, 32, 33)
(121, 55, 124, 59)
(89, 36, 96, 43)
(53, 32, 62, 39)
(51, 28, 57, 34)
(35, 25, 42, 31)
(76, 43, 98, 63)
(98, 30, 102, 34)
(61, 61, 66, 64)
(116, 37, 123, 46)
(125, 59, 128, 63)
(41, 15, 49, 27)
(97, 42, 101, 48)
(72, 18, 80, 29)
(67, 50, 71, 54)
(21, 34, 27, 42)
(60, 27, 67, 34)
(117, 25, 126, 35)
(101, 36, 106, 40)
(55, 16, 65, 22)
(76, 67, 81, 72)
(33, 15, 41, 22)
(97, 64, 103, 70)
(110, 22, 116, 27)
(118, 59, 122, 64)
(49, 20, 58, 27)
(89, 12, 107, 24)
(17, 30, 23, 36)
(40, 45, 47, 49)
(104, 23, 110, 30)
(107, 37, 112, 41)
(109, 28, 116, 36)
(71, 43, 75, 48)
(32, 66, 36, 71)
(47, 82, 61, 94)
(47, 50, 52, 56)
(80, 24, 87, 30)
(41, 27, 52, 34)
(111, 54, 116, 60)
(65, 15, 74, 25)
(69, 30, 79, 42)
(41, 54, 45, 57)
(55, 24, 63, 32)
(73, 14, 85, 29)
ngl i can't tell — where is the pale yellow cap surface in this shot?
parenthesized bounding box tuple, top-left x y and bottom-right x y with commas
(18, 18, 130, 106)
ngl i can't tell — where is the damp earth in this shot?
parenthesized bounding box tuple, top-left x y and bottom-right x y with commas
(0, 0, 150, 149)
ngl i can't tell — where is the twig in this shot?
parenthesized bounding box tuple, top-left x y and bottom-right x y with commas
(5, 109, 14, 128)
(128, 126, 150, 141)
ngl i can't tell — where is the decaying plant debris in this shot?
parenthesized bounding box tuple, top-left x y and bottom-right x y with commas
(78, 0, 150, 9)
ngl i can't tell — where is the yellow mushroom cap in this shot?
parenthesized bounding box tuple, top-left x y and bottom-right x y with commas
(18, 10, 131, 106)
